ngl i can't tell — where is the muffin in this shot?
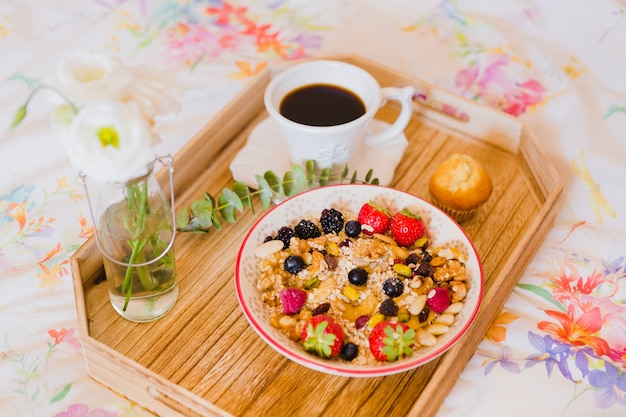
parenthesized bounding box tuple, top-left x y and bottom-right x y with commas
(428, 153, 493, 222)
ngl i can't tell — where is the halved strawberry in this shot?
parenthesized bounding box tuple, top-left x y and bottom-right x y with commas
(368, 320, 415, 362)
(301, 314, 345, 358)
(390, 208, 426, 247)
(279, 288, 307, 315)
(358, 201, 391, 235)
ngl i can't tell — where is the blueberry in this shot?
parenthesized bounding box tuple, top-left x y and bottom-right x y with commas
(382, 278, 404, 298)
(340, 343, 358, 361)
(348, 268, 368, 286)
(344, 220, 361, 238)
(283, 255, 305, 274)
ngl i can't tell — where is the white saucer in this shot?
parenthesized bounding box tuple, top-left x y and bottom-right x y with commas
(229, 117, 408, 188)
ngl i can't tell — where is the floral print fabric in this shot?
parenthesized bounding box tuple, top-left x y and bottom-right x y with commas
(1, 1, 625, 416)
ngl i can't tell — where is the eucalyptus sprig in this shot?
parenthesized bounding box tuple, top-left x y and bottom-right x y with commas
(176, 160, 379, 233)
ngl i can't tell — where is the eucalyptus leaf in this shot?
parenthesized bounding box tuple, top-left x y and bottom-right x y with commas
(255, 175, 273, 209)
(211, 210, 223, 231)
(290, 164, 308, 194)
(191, 199, 213, 229)
(175, 209, 190, 229)
(264, 171, 283, 197)
(341, 165, 349, 181)
(283, 170, 296, 197)
(232, 181, 253, 212)
(319, 168, 330, 186)
(305, 160, 316, 187)
(218, 192, 238, 223)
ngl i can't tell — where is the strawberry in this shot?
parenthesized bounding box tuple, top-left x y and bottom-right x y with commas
(279, 288, 307, 315)
(368, 321, 415, 362)
(426, 287, 451, 314)
(390, 208, 426, 247)
(358, 201, 391, 235)
(301, 314, 345, 358)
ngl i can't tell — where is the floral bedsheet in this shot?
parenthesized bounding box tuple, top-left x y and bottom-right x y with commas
(1, 1, 625, 416)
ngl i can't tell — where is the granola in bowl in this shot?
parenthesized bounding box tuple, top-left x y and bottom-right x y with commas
(235, 184, 483, 377)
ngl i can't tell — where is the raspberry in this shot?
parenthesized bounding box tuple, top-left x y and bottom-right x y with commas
(294, 219, 321, 239)
(427, 287, 451, 314)
(319, 208, 344, 234)
(279, 288, 307, 315)
(275, 226, 295, 249)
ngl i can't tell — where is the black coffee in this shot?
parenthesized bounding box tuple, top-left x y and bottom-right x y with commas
(279, 84, 366, 126)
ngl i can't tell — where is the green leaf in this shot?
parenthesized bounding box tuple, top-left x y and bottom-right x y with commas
(10, 105, 27, 129)
(283, 170, 296, 197)
(305, 160, 316, 187)
(517, 283, 565, 311)
(50, 383, 72, 404)
(175, 209, 190, 229)
(232, 181, 253, 213)
(319, 168, 330, 186)
(350, 170, 358, 183)
(255, 175, 273, 209)
(190, 199, 213, 229)
(365, 169, 373, 183)
(211, 209, 223, 231)
(340, 165, 349, 182)
(218, 189, 242, 223)
(264, 171, 283, 197)
(290, 164, 308, 194)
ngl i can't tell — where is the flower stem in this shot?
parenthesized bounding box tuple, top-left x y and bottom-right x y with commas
(120, 178, 152, 311)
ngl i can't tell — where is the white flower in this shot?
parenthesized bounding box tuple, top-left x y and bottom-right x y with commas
(58, 101, 156, 184)
(56, 51, 132, 103)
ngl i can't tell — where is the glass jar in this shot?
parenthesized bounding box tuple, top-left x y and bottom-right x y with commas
(86, 156, 178, 322)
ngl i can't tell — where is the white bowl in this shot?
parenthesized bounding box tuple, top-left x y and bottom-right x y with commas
(235, 184, 484, 377)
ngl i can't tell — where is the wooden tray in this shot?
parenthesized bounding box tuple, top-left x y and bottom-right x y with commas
(70, 54, 562, 417)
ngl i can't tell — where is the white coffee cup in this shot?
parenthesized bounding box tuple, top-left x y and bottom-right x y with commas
(264, 60, 415, 170)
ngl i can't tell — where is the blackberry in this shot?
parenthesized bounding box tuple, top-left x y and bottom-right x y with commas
(380, 298, 399, 316)
(275, 226, 295, 249)
(340, 343, 359, 361)
(344, 220, 361, 238)
(382, 277, 404, 298)
(294, 219, 321, 239)
(319, 208, 344, 234)
(283, 255, 305, 274)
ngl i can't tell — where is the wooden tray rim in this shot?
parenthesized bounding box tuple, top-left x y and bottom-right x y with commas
(70, 54, 563, 417)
